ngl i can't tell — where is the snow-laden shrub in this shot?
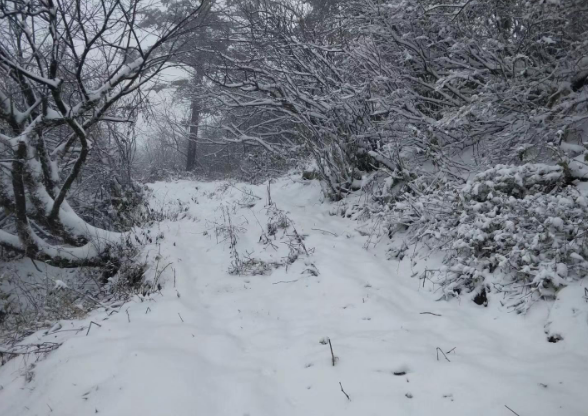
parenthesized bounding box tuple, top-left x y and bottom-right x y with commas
(390, 164, 588, 312)
(462, 164, 566, 201)
(72, 179, 150, 231)
(0, 249, 144, 354)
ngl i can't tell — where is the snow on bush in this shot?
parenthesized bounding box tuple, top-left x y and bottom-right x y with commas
(389, 164, 588, 313)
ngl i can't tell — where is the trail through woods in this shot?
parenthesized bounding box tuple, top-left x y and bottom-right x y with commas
(1, 177, 587, 416)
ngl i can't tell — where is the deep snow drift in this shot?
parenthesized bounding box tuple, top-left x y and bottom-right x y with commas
(1, 176, 587, 416)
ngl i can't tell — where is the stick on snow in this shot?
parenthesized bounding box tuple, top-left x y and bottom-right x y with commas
(339, 382, 351, 401)
(436, 347, 451, 362)
(86, 321, 102, 336)
(328, 338, 337, 366)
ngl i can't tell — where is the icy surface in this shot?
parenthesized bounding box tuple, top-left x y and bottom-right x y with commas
(1, 177, 587, 415)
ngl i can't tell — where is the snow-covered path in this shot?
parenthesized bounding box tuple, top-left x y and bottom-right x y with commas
(1, 178, 587, 416)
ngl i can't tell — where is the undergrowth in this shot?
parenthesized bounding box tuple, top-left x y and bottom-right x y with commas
(334, 164, 588, 313)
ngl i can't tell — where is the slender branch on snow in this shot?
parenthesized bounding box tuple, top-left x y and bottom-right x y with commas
(504, 405, 521, 416)
(86, 321, 102, 336)
(328, 338, 337, 366)
(339, 382, 351, 401)
(436, 347, 451, 362)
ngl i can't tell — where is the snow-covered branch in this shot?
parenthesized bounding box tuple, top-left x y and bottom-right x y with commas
(0, 0, 211, 265)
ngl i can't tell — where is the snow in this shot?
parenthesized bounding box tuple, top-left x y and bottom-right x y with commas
(53, 280, 69, 290)
(0, 229, 22, 249)
(86, 57, 145, 101)
(1, 176, 588, 415)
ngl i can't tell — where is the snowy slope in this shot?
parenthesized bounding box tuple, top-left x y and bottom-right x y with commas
(1, 176, 587, 416)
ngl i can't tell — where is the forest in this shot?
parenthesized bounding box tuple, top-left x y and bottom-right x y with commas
(1, 1, 587, 415)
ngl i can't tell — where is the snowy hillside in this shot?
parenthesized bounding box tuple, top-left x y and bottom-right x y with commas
(1, 176, 587, 416)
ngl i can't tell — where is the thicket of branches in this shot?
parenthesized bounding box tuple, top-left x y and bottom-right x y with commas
(152, 0, 587, 192)
(0, 0, 210, 266)
(147, 0, 586, 309)
(2, 0, 588, 312)
(212, 0, 585, 187)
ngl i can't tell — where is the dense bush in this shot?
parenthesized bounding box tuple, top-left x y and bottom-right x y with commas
(389, 164, 588, 312)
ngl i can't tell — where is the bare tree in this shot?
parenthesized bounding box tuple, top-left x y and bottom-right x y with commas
(204, 0, 358, 197)
(344, 0, 588, 170)
(202, 0, 588, 196)
(0, 0, 210, 265)
(140, 0, 230, 171)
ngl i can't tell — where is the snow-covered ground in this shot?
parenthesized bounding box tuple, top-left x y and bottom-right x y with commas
(1, 176, 587, 416)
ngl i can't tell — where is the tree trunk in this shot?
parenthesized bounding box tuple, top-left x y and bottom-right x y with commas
(186, 75, 202, 171)
(186, 102, 199, 171)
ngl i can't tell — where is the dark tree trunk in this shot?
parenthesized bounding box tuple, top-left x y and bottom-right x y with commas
(186, 100, 199, 171)
(11, 142, 37, 255)
(186, 74, 202, 171)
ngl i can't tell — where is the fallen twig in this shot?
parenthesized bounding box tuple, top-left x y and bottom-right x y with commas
(86, 321, 102, 336)
(49, 328, 84, 334)
(61, 285, 114, 312)
(178, 312, 184, 322)
(272, 279, 300, 285)
(328, 338, 337, 366)
(0, 349, 28, 356)
(311, 228, 338, 237)
(1, 342, 61, 356)
(339, 382, 351, 401)
(505, 405, 521, 416)
(436, 347, 451, 362)
(231, 184, 262, 200)
(420, 312, 442, 317)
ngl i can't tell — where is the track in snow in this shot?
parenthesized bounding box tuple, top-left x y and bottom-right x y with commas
(1, 177, 587, 416)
